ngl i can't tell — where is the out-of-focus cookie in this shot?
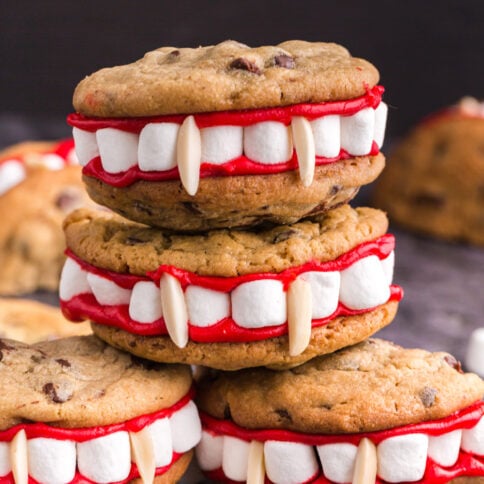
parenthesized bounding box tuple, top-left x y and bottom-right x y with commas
(59, 204, 402, 370)
(373, 97, 484, 245)
(196, 339, 484, 483)
(0, 139, 93, 295)
(0, 298, 91, 343)
(69, 40, 388, 231)
(0, 335, 201, 483)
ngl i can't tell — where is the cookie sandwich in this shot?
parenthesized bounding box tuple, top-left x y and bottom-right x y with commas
(0, 335, 201, 483)
(69, 40, 388, 231)
(59, 204, 402, 370)
(196, 339, 484, 483)
(373, 96, 484, 245)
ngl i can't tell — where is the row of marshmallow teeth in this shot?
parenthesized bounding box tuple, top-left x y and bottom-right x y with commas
(60, 251, 394, 353)
(73, 102, 387, 195)
(0, 401, 201, 484)
(197, 418, 484, 484)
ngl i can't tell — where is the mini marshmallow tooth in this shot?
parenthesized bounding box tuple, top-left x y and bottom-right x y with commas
(462, 416, 484, 455)
(352, 438, 377, 484)
(96, 127, 139, 174)
(466, 328, 484, 377)
(169, 401, 202, 453)
(381, 251, 395, 286)
(374, 102, 388, 148)
(232, 279, 287, 329)
(291, 116, 315, 186)
(72, 127, 99, 166)
(377, 433, 429, 483)
(340, 107, 375, 156)
(77, 431, 131, 483)
(428, 430, 462, 467)
(160, 273, 189, 348)
(317, 442, 357, 483)
(28, 437, 76, 484)
(59, 257, 92, 301)
(0, 442, 10, 477)
(66, 147, 79, 165)
(339, 255, 390, 310)
(185, 285, 230, 327)
(264, 440, 319, 484)
(147, 418, 172, 467)
(300, 271, 340, 319)
(201, 125, 243, 164)
(247, 440, 265, 484)
(10, 429, 28, 484)
(196, 430, 224, 472)
(129, 280, 163, 323)
(138, 122, 179, 171)
(311, 114, 341, 158)
(222, 436, 250, 482)
(177, 115, 201, 196)
(87, 272, 131, 306)
(287, 278, 312, 356)
(0, 160, 26, 195)
(41, 153, 65, 170)
(130, 427, 156, 484)
(244, 121, 293, 164)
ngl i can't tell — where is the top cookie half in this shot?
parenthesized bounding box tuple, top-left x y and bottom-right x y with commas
(73, 40, 379, 117)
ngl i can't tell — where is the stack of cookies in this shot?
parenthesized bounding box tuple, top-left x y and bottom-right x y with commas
(13, 40, 480, 482)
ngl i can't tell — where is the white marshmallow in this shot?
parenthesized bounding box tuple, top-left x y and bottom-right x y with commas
(466, 328, 484, 377)
(186, 285, 230, 327)
(300, 271, 340, 319)
(169, 401, 202, 453)
(244, 121, 292, 164)
(201, 125, 243, 164)
(428, 429, 462, 467)
(374, 102, 388, 148)
(59, 257, 92, 301)
(41, 153, 65, 170)
(87, 272, 131, 306)
(232, 279, 287, 328)
(264, 440, 319, 484)
(96, 128, 138, 174)
(138, 122, 179, 171)
(196, 430, 224, 471)
(72, 127, 99, 166)
(129, 280, 163, 323)
(28, 437, 76, 484)
(339, 255, 390, 310)
(0, 442, 10, 476)
(222, 436, 250, 482)
(66, 147, 79, 165)
(381, 251, 395, 286)
(377, 433, 429, 482)
(462, 416, 484, 455)
(0, 160, 26, 195)
(340, 107, 375, 156)
(147, 417, 173, 467)
(77, 431, 131, 483)
(317, 442, 357, 483)
(311, 115, 341, 158)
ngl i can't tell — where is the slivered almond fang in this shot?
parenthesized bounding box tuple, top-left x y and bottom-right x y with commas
(291, 116, 315, 187)
(247, 440, 265, 484)
(287, 278, 312, 356)
(130, 427, 156, 484)
(352, 438, 377, 484)
(177, 115, 201, 195)
(10, 429, 28, 484)
(160, 273, 188, 348)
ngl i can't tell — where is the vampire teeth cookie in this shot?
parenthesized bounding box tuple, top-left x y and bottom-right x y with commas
(195, 339, 484, 484)
(59, 204, 402, 370)
(0, 335, 201, 483)
(373, 97, 484, 246)
(69, 40, 387, 231)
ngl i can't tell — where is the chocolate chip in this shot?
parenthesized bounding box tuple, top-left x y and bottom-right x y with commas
(229, 57, 261, 75)
(182, 201, 203, 215)
(0, 340, 14, 351)
(433, 139, 449, 158)
(43, 382, 72, 403)
(412, 193, 445, 208)
(274, 408, 293, 422)
(125, 236, 145, 246)
(223, 404, 232, 420)
(133, 201, 153, 216)
(55, 358, 71, 368)
(274, 54, 295, 69)
(419, 386, 438, 407)
(169, 49, 180, 57)
(444, 355, 464, 373)
(330, 184, 342, 196)
(31, 354, 45, 364)
(55, 188, 83, 213)
(272, 229, 296, 244)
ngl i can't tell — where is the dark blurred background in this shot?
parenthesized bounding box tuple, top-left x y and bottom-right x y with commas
(1, 0, 483, 147)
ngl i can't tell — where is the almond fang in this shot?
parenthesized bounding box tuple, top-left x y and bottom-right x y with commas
(177, 115, 201, 195)
(247, 440, 265, 484)
(352, 437, 377, 484)
(291, 116, 315, 187)
(130, 427, 155, 484)
(287, 278, 312, 356)
(10, 429, 28, 484)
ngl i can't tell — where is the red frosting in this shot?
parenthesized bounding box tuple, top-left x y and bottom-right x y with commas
(201, 400, 484, 484)
(0, 138, 74, 166)
(61, 236, 403, 343)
